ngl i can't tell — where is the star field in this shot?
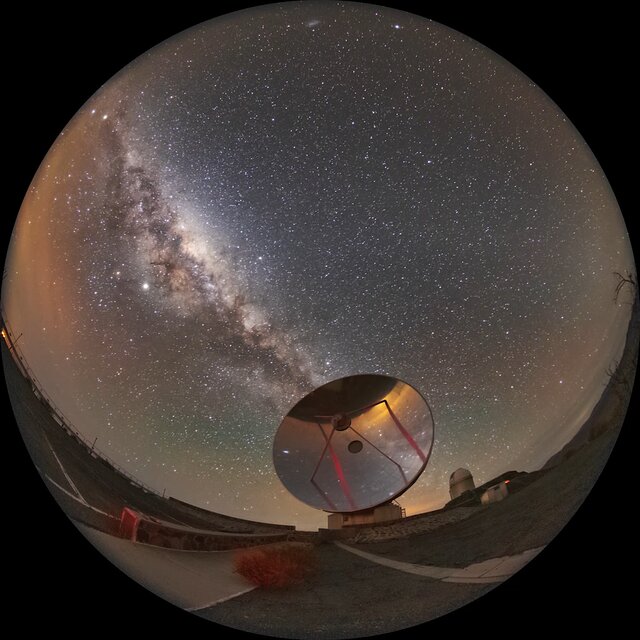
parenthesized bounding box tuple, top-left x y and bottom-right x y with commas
(3, 2, 634, 529)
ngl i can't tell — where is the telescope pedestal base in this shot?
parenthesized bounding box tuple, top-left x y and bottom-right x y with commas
(327, 502, 403, 529)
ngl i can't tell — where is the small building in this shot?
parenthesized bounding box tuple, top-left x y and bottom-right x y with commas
(449, 468, 475, 500)
(481, 481, 510, 505)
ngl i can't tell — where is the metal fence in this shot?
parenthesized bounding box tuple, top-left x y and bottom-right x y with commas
(2, 312, 162, 497)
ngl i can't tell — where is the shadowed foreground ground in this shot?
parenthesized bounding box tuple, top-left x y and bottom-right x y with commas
(197, 542, 492, 639)
(198, 426, 619, 638)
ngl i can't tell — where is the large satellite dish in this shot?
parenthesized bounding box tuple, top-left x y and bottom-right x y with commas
(273, 374, 434, 513)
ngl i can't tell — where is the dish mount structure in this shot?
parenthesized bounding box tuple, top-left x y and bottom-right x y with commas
(273, 374, 434, 529)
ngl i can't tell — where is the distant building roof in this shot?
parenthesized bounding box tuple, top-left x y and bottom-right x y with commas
(450, 468, 473, 483)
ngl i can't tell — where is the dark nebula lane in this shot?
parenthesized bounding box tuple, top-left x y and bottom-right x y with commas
(108, 115, 318, 399)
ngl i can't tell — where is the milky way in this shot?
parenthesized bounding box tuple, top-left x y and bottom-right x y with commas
(108, 114, 318, 405)
(3, 2, 634, 529)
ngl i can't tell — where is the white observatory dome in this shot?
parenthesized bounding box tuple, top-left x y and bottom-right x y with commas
(449, 468, 476, 500)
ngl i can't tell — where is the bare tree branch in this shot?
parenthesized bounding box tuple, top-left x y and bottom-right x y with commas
(613, 271, 636, 304)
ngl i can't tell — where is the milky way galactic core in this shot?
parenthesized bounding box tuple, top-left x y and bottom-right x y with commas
(3, 2, 634, 531)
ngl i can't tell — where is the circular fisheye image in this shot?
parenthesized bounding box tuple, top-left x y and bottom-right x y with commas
(3, 2, 636, 638)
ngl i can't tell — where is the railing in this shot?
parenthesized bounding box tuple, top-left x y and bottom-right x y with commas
(1, 311, 163, 498)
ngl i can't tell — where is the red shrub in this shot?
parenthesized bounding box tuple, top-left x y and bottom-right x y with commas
(233, 543, 316, 588)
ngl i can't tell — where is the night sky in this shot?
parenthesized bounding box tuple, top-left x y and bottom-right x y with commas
(3, 2, 634, 530)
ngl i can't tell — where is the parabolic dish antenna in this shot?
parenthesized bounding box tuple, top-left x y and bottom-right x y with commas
(273, 374, 434, 513)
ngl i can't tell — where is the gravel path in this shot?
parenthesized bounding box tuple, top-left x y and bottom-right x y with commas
(196, 543, 491, 639)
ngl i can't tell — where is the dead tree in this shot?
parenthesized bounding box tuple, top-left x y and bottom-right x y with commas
(613, 271, 636, 304)
(605, 360, 631, 393)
